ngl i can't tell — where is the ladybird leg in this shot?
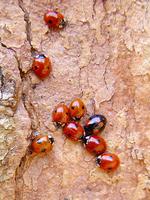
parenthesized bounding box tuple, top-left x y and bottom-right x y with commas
(28, 145, 34, 155)
(80, 135, 85, 143)
(48, 135, 55, 144)
(73, 116, 81, 121)
(53, 122, 62, 129)
(61, 123, 67, 128)
(80, 135, 89, 145)
(96, 155, 102, 166)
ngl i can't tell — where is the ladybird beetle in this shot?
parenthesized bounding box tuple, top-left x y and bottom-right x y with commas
(69, 98, 86, 120)
(32, 54, 52, 79)
(31, 134, 54, 153)
(82, 135, 107, 155)
(44, 10, 66, 29)
(52, 103, 70, 127)
(96, 153, 120, 171)
(84, 114, 107, 135)
(63, 121, 84, 141)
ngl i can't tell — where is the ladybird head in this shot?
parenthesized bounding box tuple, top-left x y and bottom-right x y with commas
(81, 135, 90, 145)
(96, 155, 102, 166)
(59, 18, 67, 29)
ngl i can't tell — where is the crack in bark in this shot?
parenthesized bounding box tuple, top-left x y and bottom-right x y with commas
(12, 2, 38, 198)
(97, 1, 146, 176)
(103, 64, 109, 91)
(18, 0, 35, 56)
(78, 67, 84, 98)
(18, 0, 31, 45)
(11, 0, 49, 190)
(92, 0, 97, 17)
(15, 150, 33, 200)
(0, 41, 31, 200)
(0, 66, 4, 91)
(14, 88, 39, 199)
(0, 41, 26, 79)
(0, 42, 21, 112)
(0, 41, 16, 53)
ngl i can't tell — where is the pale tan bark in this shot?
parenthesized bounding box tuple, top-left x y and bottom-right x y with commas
(0, 0, 150, 200)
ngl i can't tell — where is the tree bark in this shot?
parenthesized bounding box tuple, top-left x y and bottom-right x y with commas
(0, 0, 149, 200)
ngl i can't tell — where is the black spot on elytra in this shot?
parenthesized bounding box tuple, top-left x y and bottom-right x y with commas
(41, 148, 46, 152)
(48, 20, 52, 24)
(34, 66, 38, 70)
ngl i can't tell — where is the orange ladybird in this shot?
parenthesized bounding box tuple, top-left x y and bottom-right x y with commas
(96, 153, 120, 171)
(69, 98, 86, 120)
(31, 134, 54, 153)
(32, 54, 52, 79)
(44, 10, 66, 29)
(52, 103, 70, 127)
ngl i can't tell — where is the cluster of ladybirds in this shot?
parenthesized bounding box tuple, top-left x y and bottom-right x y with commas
(30, 10, 120, 172)
(31, 98, 120, 172)
(51, 99, 120, 172)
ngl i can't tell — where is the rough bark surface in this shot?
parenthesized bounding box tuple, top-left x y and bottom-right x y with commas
(0, 0, 150, 200)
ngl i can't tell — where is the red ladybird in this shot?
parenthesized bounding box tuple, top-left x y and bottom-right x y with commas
(52, 103, 70, 127)
(69, 98, 86, 120)
(82, 135, 107, 155)
(31, 134, 54, 153)
(32, 54, 52, 79)
(84, 114, 107, 135)
(96, 153, 120, 171)
(44, 10, 66, 29)
(63, 121, 84, 141)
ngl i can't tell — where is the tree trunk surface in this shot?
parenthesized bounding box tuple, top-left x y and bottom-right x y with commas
(0, 0, 149, 200)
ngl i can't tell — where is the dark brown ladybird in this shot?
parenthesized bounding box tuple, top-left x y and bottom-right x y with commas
(84, 114, 107, 135)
